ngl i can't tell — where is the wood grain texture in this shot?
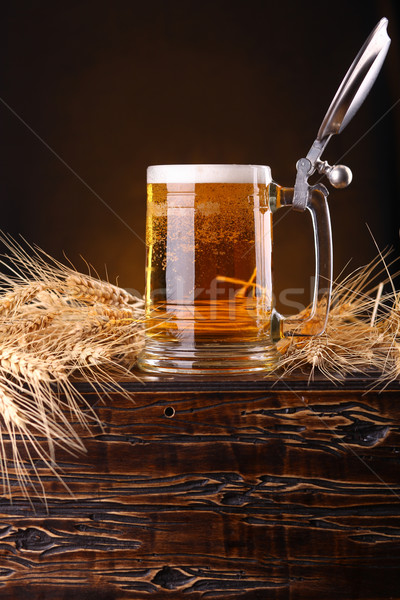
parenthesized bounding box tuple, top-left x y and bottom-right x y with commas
(0, 379, 399, 599)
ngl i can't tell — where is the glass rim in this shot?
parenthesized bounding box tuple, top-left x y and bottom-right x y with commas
(147, 164, 272, 184)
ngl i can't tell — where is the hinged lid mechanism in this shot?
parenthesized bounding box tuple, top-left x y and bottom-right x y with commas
(293, 18, 391, 210)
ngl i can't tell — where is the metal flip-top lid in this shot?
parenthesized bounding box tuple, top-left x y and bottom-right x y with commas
(293, 18, 391, 210)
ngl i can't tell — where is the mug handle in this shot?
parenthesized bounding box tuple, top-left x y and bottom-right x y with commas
(268, 182, 333, 341)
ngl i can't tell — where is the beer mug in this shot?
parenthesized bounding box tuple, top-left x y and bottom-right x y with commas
(137, 164, 332, 374)
(137, 20, 390, 375)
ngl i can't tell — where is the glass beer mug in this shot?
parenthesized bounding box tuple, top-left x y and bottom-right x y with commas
(138, 164, 331, 374)
(137, 19, 390, 375)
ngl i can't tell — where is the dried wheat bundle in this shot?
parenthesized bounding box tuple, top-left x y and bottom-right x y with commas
(275, 252, 399, 382)
(0, 235, 145, 503)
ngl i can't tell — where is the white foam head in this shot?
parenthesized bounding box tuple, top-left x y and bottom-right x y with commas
(147, 164, 272, 184)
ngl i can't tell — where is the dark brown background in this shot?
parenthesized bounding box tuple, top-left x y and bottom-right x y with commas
(1, 0, 400, 311)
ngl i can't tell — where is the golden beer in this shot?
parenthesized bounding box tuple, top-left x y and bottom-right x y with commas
(138, 165, 277, 374)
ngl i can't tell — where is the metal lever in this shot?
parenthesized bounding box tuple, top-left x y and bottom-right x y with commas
(293, 18, 390, 211)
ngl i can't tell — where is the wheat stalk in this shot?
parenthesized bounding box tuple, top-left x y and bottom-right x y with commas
(0, 282, 52, 316)
(66, 273, 137, 307)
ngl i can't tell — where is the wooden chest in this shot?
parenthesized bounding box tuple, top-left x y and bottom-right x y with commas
(0, 376, 399, 599)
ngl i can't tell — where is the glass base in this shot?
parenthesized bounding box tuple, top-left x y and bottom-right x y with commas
(137, 340, 279, 375)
